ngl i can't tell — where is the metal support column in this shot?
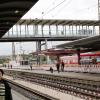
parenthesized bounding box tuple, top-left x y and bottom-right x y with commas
(82, 25, 83, 36)
(56, 25, 58, 36)
(62, 25, 64, 36)
(79, 25, 80, 35)
(42, 12, 44, 37)
(33, 24, 35, 36)
(86, 25, 87, 36)
(76, 25, 77, 36)
(27, 24, 29, 36)
(41, 24, 44, 36)
(72, 25, 73, 36)
(34, 19, 38, 36)
(16, 25, 18, 37)
(88, 26, 89, 36)
(25, 24, 27, 37)
(93, 26, 95, 35)
(65, 25, 66, 36)
(69, 25, 71, 36)
(49, 25, 51, 36)
(19, 25, 21, 37)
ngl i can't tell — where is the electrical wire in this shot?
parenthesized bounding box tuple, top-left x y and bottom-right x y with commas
(42, 0, 57, 15)
(53, 3, 97, 18)
(42, 0, 67, 17)
(52, 0, 73, 17)
(76, 4, 97, 12)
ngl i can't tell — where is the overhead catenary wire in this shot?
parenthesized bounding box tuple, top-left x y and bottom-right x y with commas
(52, 0, 73, 17)
(41, 0, 97, 19)
(42, 0, 67, 17)
(53, 3, 97, 17)
(41, 0, 57, 15)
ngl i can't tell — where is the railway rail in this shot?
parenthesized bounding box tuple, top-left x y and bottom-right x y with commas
(4, 69, 100, 100)
(6, 77, 58, 100)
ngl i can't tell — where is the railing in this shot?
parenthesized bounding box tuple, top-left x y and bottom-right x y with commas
(2, 29, 98, 38)
(64, 64, 100, 73)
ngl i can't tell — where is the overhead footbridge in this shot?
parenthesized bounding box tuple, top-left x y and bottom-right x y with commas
(0, 19, 99, 42)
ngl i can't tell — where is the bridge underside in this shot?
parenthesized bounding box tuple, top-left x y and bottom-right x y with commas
(0, 36, 86, 42)
(0, 0, 38, 38)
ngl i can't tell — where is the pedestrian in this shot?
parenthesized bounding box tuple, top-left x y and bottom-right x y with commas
(56, 61, 60, 73)
(0, 69, 12, 100)
(49, 67, 53, 73)
(30, 65, 32, 70)
(8, 65, 9, 69)
(61, 60, 65, 72)
(11, 65, 12, 69)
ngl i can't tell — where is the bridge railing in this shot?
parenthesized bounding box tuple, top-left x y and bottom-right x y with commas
(2, 29, 98, 38)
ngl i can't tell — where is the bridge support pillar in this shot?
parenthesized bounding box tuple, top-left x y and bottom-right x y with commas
(36, 41, 41, 66)
(45, 39, 50, 64)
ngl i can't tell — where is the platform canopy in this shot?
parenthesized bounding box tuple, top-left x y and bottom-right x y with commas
(56, 35, 100, 51)
(17, 19, 100, 26)
(32, 48, 93, 56)
(0, 0, 38, 38)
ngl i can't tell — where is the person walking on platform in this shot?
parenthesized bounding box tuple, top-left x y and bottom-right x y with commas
(30, 65, 32, 70)
(56, 61, 60, 73)
(0, 69, 12, 100)
(49, 67, 53, 73)
(61, 60, 65, 72)
(10, 65, 12, 69)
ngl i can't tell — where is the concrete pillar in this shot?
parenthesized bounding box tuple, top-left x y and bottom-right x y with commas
(36, 41, 41, 65)
(45, 39, 50, 64)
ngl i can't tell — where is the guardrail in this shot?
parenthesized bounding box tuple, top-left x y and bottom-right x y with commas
(64, 64, 100, 73)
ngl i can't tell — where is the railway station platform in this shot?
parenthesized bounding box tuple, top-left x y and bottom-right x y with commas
(4, 67, 100, 81)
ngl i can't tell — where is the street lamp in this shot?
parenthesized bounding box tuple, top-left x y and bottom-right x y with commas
(41, 12, 44, 36)
(12, 42, 16, 61)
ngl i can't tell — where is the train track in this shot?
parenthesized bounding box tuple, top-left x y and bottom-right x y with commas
(6, 77, 59, 100)
(4, 69, 100, 100)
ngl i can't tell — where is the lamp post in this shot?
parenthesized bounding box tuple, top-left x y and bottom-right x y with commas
(41, 12, 44, 36)
(12, 42, 16, 61)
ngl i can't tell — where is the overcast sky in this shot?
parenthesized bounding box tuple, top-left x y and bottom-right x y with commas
(23, 0, 98, 19)
(0, 0, 98, 56)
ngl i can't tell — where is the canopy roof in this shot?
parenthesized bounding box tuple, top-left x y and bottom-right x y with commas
(17, 19, 100, 26)
(0, 0, 38, 38)
(56, 35, 100, 51)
